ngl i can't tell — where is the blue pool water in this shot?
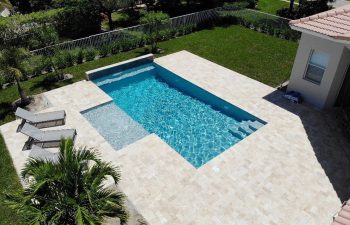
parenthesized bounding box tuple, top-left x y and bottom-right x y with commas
(88, 62, 265, 168)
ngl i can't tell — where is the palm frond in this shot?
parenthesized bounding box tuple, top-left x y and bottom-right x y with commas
(5, 139, 129, 224)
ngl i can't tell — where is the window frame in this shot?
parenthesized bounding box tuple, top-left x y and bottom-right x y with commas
(303, 49, 329, 85)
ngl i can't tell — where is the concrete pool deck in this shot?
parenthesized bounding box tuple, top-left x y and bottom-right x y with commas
(1, 50, 350, 224)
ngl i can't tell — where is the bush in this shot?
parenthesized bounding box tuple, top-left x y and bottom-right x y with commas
(98, 45, 110, 58)
(27, 25, 59, 50)
(276, 8, 297, 19)
(41, 58, 54, 73)
(55, 3, 101, 39)
(76, 48, 85, 64)
(218, 9, 301, 41)
(0, 8, 64, 48)
(222, 2, 250, 10)
(53, 51, 68, 69)
(108, 42, 118, 55)
(22, 55, 49, 78)
(63, 51, 77, 67)
(277, 1, 331, 19)
(85, 48, 97, 61)
(139, 11, 170, 53)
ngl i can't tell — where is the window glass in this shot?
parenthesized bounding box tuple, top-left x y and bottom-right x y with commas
(305, 50, 329, 84)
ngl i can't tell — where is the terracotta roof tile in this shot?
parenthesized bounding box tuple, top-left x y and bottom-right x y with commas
(290, 4, 350, 40)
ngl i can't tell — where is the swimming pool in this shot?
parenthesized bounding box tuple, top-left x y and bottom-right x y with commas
(84, 61, 265, 168)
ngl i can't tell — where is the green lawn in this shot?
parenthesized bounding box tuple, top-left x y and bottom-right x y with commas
(0, 25, 297, 224)
(257, 0, 291, 14)
(0, 134, 24, 225)
(0, 25, 297, 126)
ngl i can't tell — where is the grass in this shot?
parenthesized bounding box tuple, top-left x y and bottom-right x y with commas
(0, 134, 24, 225)
(0, 25, 297, 126)
(158, 26, 297, 86)
(101, 12, 132, 30)
(256, 0, 291, 14)
(0, 25, 297, 224)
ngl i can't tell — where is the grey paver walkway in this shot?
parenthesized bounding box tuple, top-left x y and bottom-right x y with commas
(1, 51, 350, 225)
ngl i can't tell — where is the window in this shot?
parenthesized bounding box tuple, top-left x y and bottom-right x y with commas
(304, 50, 329, 84)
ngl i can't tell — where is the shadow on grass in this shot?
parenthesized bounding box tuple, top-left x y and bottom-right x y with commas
(0, 102, 14, 122)
(264, 90, 350, 202)
(30, 76, 74, 92)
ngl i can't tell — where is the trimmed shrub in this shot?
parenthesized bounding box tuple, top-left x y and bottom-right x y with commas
(76, 48, 85, 64)
(98, 45, 110, 58)
(111, 42, 121, 55)
(218, 9, 301, 41)
(53, 51, 68, 69)
(63, 51, 77, 67)
(222, 2, 250, 10)
(22, 55, 49, 78)
(85, 48, 97, 61)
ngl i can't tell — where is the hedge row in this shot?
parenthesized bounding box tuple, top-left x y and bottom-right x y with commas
(0, 23, 197, 87)
(0, 7, 100, 50)
(0, 8, 64, 27)
(218, 9, 301, 41)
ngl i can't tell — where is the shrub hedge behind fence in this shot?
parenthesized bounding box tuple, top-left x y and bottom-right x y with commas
(218, 8, 301, 41)
(30, 8, 219, 55)
(1, 8, 300, 88)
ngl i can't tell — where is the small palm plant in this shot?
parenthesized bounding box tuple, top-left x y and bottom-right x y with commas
(140, 11, 169, 53)
(4, 139, 128, 225)
(0, 47, 30, 105)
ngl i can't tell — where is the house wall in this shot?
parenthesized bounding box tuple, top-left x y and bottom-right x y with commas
(325, 47, 350, 107)
(287, 33, 350, 109)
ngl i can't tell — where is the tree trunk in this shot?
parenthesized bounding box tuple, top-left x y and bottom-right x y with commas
(107, 11, 113, 30)
(14, 75, 29, 105)
(289, 0, 295, 12)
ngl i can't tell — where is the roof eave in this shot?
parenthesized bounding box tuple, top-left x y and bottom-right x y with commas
(290, 24, 350, 44)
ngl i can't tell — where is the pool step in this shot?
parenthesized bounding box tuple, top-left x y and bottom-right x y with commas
(228, 128, 245, 139)
(248, 121, 264, 131)
(238, 121, 254, 135)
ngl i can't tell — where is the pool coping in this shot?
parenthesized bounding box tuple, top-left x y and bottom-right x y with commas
(84, 56, 268, 168)
(85, 54, 154, 80)
(1, 51, 347, 225)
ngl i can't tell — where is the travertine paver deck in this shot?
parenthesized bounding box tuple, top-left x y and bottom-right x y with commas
(1, 51, 350, 225)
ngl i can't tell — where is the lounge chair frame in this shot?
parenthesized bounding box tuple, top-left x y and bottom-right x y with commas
(15, 108, 66, 132)
(20, 123, 77, 150)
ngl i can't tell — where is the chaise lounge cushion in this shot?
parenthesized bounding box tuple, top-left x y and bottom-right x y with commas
(15, 107, 65, 124)
(20, 123, 76, 142)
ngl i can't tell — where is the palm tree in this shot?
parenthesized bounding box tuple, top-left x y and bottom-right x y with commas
(289, 0, 295, 12)
(4, 139, 128, 225)
(140, 11, 170, 53)
(0, 47, 30, 105)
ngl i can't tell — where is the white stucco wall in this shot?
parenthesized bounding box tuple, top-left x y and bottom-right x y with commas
(287, 33, 350, 109)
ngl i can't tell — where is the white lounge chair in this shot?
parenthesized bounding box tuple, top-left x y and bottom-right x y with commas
(15, 107, 66, 131)
(20, 123, 76, 150)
